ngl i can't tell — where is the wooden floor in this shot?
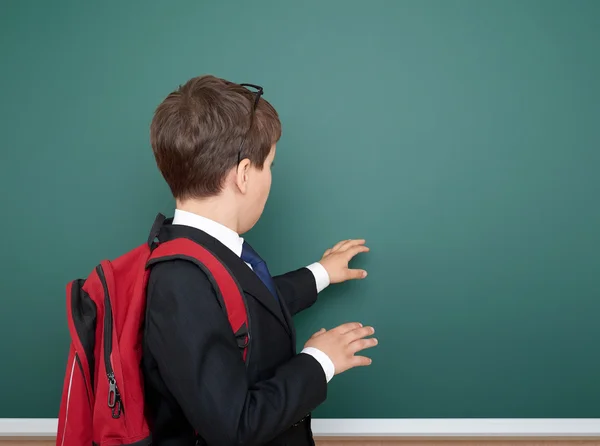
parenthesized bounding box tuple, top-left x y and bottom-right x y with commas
(2, 438, 600, 445)
(315, 440, 600, 445)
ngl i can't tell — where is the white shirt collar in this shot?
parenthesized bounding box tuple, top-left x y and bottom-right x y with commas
(172, 209, 244, 257)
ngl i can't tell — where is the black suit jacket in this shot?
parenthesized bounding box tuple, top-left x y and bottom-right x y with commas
(142, 222, 327, 446)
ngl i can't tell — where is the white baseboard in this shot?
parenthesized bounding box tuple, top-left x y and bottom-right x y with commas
(310, 419, 600, 437)
(2, 418, 600, 437)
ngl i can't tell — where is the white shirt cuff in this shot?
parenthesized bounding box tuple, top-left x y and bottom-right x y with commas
(306, 262, 330, 293)
(301, 347, 335, 383)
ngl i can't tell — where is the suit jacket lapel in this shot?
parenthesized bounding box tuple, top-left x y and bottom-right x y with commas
(229, 256, 291, 336)
(158, 223, 291, 335)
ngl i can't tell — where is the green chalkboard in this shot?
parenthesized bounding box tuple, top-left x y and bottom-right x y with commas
(1, 0, 599, 419)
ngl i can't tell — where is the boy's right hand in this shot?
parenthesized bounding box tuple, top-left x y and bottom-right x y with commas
(304, 322, 377, 375)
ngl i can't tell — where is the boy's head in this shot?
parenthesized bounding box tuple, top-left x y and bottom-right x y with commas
(150, 75, 281, 233)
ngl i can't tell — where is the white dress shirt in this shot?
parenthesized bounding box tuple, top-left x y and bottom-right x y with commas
(172, 209, 335, 383)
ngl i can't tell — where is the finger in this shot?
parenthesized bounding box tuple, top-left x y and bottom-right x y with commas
(344, 326, 375, 342)
(345, 269, 368, 280)
(332, 322, 363, 334)
(310, 328, 327, 339)
(351, 356, 372, 367)
(349, 337, 378, 354)
(323, 248, 332, 257)
(337, 239, 366, 252)
(331, 239, 350, 252)
(344, 245, 370, 261)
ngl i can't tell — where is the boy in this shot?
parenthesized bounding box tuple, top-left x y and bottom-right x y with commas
(142, 75, 377, 446)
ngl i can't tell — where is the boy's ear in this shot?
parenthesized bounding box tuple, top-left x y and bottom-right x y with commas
(235, 159, 251, 194)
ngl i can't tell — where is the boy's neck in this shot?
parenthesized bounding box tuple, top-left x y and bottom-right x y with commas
(176, 197, 240, 234)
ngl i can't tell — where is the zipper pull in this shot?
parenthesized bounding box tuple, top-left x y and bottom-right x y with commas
(112, 392, 122, 419)
(107, 372, 123, 418)
(107, 372, 117, 408)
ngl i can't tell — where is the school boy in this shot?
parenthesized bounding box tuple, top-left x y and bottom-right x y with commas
(142, 75, 378, 446)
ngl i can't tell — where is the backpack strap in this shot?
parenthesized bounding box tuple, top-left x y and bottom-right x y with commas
(146, 237, 250, 360)
(147, 213, 167, 248)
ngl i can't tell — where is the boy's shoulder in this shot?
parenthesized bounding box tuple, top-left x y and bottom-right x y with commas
(147, 222, 222, 300)
(146, 256, 218, 308)
(146, 223, 241, 313)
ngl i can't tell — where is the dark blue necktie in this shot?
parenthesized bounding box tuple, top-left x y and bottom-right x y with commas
(241, 242, 278, 301)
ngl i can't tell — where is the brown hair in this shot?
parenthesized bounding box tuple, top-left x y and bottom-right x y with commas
(150, 75, 281, 199)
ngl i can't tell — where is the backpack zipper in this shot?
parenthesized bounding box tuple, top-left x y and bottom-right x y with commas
(59, 355, 77, 446)
(96, 265, 123, 419)
(74, 353, 91, 408)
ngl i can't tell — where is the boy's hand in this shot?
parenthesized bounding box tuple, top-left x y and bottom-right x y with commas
(304, 323, 377, 375)
(319, 239, 369, 284)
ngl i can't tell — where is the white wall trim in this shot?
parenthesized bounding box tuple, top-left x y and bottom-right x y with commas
(2, 418, 600, 437)
(310, 419, 600, 437)
(0, 419, 57, 437)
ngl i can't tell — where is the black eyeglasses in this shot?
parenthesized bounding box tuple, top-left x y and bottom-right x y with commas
(237, 83, 264, 164)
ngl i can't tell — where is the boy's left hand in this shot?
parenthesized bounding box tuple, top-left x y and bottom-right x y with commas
(318, 239, 369, 284)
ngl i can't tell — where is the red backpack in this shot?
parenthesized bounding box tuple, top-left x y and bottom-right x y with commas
(56, 214, 249, 445)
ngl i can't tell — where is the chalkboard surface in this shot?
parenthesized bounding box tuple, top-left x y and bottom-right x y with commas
(1, 0, 599, 418)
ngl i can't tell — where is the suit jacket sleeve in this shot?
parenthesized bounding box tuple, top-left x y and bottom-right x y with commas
(145, 260, 327, 446)
(273, 267, 318, 315)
